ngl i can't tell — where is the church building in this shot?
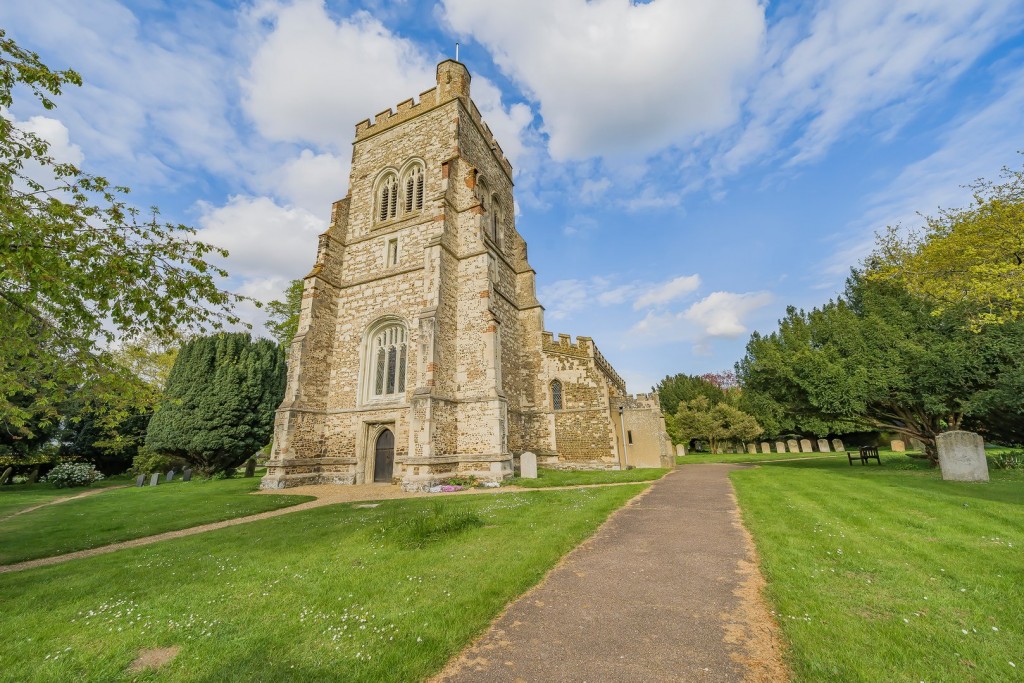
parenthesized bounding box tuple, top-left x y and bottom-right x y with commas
(261, 61, 672, 490)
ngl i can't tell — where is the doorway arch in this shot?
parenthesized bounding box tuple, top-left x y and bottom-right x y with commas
(374, 429, 395, 483)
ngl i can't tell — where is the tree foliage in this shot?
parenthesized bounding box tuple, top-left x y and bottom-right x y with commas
(869, 161, 1024, 327)
(145, 333, 286, 474)
(668, 396, 762, 453)
(0, 30, 246, 449)
(738, 273, 1024, 462)
(656, 373, 727, 418)
(265, 278, 304, 349)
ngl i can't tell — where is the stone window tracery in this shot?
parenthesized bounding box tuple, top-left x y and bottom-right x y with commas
(551, 380, 563, 411)
(366, 321, 407, 401)
(402, 163, 424, 213)
(377, 172, 399, 222)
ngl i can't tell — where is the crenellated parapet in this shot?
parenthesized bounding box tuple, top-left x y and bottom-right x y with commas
(542, 331, 627, 395)
(353, 61, 513, 180)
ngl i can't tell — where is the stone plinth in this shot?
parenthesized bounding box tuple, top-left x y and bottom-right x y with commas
(936, 431, 989, 482)
(520, 452, 538, 479)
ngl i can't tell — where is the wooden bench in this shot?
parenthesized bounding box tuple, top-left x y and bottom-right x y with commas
(849, 446, 881, 465)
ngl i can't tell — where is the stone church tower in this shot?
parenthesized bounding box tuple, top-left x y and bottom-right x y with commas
(262, 61, 671, 490)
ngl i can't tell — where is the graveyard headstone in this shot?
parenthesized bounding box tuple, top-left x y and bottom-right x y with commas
(817, 439, 831, 453)
(786, 439, 799, 453)
(135, 474, 145, 487)
(746, 443, 757, 455)
(183, 468, 193, 483)
(150, 473, 160, 486)
(0, 467, 12, 485)
(675, 443, 686, 457)
(775, 441, 786, 454)
(831, 438, 845, 452)
(891, 440, 906, 452)
(244, 458, 256, 478)
(28, 465, 41, 483)
(520, 452, 538, 479)
(760, 442, 771, 454)
(936, 431, 989, 482)
(165, 470, 175, 483)
(799, 439, 813, 453)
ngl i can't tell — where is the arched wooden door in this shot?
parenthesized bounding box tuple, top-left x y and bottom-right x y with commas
(374, 429, 395, 483)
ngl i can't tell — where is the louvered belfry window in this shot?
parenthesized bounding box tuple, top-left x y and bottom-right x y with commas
(378, 174, 398, 222)
(403, 164, 424, 213)
(370, 324, 407, 399)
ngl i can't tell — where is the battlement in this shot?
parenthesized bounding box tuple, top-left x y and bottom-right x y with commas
(617, 392, 662, 411)
(353, 61, 513, 179)
(542, 331, 627, 395)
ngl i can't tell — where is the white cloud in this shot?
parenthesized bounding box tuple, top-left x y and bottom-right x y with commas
(717, 0, 1024, 174)
(538, 278, 594, 320)
(469, 75, 536, 170)
(632, 275, 701, 310)
(441, 0, 765, 160)
(630, 290, 773, 350)
(196, 195, 324, 282)
(242, 1, 435, 151)
(19, 115, 84, 166)
(273, 149, 350, 219)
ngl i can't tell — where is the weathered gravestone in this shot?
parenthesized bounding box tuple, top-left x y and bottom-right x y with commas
(800, 439, 813, 453)
(831, 438, 845, 452)
(165, 470, 175, 483)
(675, 443, 686, 457)
(744, 443, 755, 454)
(787, 439, 799, 453)
(936, 431, 989, 482)
(817, 439, 831, 453)
(760, 442, 771, 454)
(775, 441, 786, 454)
(0, 467, 12, 485)
(244, 458, 257, 478)
(520, 452, 538, 479)
(135, 474, 146, 487)
(891, 440, 906, 452)
(28, 465, 41, 483)
(149, 473, 160, 487)
(183, 468, 193, 482)
(910, 438, 926, 452)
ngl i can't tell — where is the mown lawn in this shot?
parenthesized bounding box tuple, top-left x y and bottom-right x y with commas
(677, 451, 845, 465)
(0, 478, 312, 565)
(732, 457, 1023, 682)
(0, 485, 645, 682)
(512, 466, 669, 488)
(0, 480, 124, 519)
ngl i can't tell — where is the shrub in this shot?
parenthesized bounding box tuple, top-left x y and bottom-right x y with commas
(442, 475, 479, 488)
(991, 451, 1023, 470)
(128, 448, 187, 477)
(45, 462, 104, 488)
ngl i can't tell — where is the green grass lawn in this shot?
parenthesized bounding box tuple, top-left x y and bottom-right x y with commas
(512, 466, 669, 488)
(732, 456, 1023, 682)
(676, 451, 845, 465)
(0, 480, 126, 519)
(0, 485, 646, 682)
(0, 478, 312, 565)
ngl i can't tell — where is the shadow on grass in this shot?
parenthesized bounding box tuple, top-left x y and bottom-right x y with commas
(755, 455, 1024, 507)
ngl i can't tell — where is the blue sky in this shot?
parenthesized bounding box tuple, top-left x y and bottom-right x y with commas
(3, 1, 1023, 393)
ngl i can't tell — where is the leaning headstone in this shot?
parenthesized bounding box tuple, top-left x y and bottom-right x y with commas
(520, 452, 538, 479)
(760, 442, 771, 454)
(891, 440, 906, 452)
(183, 468, 193, 483)
(165, 470, 175, 483)
(675, 443, 686, 457)
(0, 467, 12, 485)
(831, 438, 845, 452)
(149, 473, 160, 487)
(135, 474, 146, 487)
(775, 441, 786, 454)
(786, 439, 799, 453)
(28, 466, 41, 483)
(909, 438, 926, 452)
(746, 443, 757, 455)
(799, 439, 813, 453)
(817, 439, 831, 453)
(244, 458, 256, 478)
(936, 431, 989, 482)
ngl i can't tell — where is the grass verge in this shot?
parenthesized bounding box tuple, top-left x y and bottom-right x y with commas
(677, 452, 843, 465)
(0, 480, 124, 519)
(512, 466, 669, 488)
(731, 456, 1023, 682)
(0, 477, 312, 565)
(0, 485, 645, 682)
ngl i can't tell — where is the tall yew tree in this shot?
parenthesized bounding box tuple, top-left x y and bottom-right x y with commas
(145, 334, 286, 474)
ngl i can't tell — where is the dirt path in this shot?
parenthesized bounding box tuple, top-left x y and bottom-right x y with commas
(433, 465, 790, 682)
(0, 479, 654, 575)
(0, 485, 127, 523)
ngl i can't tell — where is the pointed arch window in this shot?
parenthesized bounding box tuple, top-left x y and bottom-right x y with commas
(377, 172, 399, 223)
(403, 163, 424, 213)
(490, 197, 502, 245)
(366, 322, 408, 401)
(551, 380, 563, 411)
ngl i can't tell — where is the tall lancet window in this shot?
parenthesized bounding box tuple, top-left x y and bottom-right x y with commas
(551, 380, 563, 411)
(403, 163, 424, 213)
(367, 321, 408, 401)
(377, 172, 399, 222)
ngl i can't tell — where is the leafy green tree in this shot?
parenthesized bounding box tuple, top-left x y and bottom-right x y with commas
(656, 373, 726, 424)
(668, 395, 762, 453)
(145, 333, 286, 474)
(738, 273, 1024, 463)
(0, 30, 246, 449)
(266, 279, 304, 349)
(869, 161, 1024, 327)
